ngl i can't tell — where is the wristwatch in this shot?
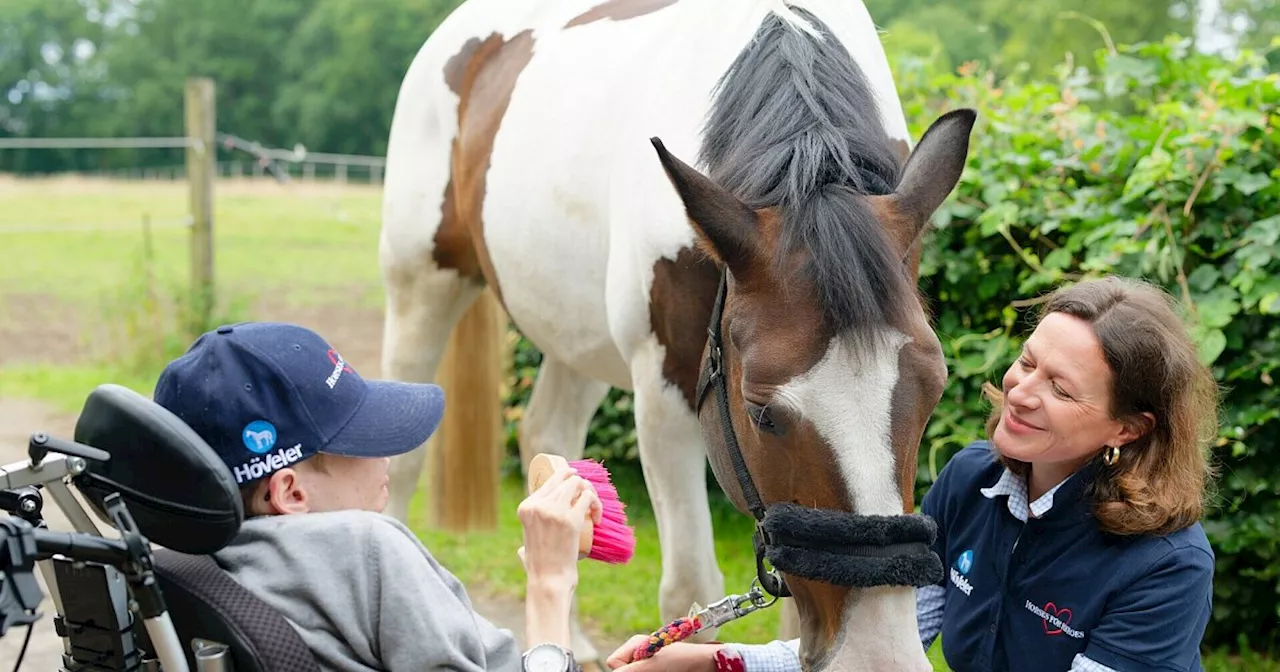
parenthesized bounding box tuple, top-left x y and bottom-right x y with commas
(521, 642, 580, 672)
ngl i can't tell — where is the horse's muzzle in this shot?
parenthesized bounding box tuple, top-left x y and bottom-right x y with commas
(758, 503, 943, 589)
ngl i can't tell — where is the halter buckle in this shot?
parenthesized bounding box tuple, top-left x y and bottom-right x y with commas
(753, 524, 791, 598)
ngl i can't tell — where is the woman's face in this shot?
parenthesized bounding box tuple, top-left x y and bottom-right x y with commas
(993, 312, 1143, 469)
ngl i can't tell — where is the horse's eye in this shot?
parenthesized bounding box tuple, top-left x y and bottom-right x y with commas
(746, 402, 783, 436)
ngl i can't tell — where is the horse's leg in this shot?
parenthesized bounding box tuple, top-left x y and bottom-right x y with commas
(518, 358, 610, 471)
(517, 357, 611, 662)
(630, 352, 725, 639)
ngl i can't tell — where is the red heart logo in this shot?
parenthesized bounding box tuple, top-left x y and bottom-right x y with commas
(1043, 602, 1072, 636)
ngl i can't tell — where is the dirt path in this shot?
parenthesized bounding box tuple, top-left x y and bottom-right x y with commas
(0, 396, 605, 670)
(0, 397, 81, 670)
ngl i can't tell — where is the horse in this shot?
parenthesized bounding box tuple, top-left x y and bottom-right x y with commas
(377, 0, 974, 669)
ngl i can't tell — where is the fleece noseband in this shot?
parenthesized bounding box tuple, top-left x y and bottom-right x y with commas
(695, 270, 943, 598)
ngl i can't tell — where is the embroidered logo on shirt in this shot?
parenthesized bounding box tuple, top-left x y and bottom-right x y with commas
(950, 550, 975, 596)
(1024, 600, 1084, 639)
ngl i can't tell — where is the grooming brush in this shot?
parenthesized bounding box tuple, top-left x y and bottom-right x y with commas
(527, 453, 636, 564)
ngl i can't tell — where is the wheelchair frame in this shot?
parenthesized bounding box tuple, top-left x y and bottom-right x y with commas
(2, 431, 233, 672)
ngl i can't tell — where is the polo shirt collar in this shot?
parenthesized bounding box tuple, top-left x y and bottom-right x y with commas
(980, 456, 1101, 525)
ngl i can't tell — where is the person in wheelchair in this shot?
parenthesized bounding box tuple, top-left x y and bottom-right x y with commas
(153, 321, 596, 672)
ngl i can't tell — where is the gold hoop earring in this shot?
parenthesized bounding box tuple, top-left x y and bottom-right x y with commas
(1103, 445, 1121, 466)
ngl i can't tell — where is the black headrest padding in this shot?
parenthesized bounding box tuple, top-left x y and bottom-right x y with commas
(151, 549, 320, 672)
(72, 384, 243, 554)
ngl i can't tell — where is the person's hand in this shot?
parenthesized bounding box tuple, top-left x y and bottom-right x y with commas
(605, 635, 721, 671)
(516, 465, 602, 590)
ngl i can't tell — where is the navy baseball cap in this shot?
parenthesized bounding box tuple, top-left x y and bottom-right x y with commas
(153, 321, 445, 486)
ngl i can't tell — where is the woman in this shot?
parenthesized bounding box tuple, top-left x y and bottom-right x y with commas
(607, 275, 1219, 672)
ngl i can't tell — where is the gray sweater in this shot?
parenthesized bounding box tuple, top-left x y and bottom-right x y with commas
(212, 509, 523, 671)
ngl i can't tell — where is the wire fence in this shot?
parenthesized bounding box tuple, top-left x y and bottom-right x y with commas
(0, 133, 385, 237)
(0, 133, 386, 184)
(0, 217, 191, 235)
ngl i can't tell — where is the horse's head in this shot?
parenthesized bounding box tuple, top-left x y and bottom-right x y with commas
(651, 108, 975, 668)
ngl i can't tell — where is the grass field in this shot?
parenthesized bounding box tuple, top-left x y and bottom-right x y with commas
(0, 175, 388, 409)
(1, 176, 1273, 670)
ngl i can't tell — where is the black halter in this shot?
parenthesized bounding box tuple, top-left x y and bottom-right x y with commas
(694, 269, 944, 598)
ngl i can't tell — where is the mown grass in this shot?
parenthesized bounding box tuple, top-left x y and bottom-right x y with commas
(0, 175, 386, 410)
(1, 177, 1272, 670)
(0, 174, 385, 307)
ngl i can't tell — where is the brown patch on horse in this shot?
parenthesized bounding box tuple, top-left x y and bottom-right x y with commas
(431, 31, 536, 305)
(647, 208, 783, 411)
(431, 179, 481, 278)
(888, 315, 948, 513)
(564, 0, 679, 28)
(648, 246, 720, 408)
(784, 575, 849, 664)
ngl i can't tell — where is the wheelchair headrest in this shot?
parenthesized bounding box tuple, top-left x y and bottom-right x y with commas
(72, 384, 244, 554)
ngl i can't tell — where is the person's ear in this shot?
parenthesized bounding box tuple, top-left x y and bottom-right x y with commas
(264, 468, 311, 514)
(1115, 411, 1156, 446)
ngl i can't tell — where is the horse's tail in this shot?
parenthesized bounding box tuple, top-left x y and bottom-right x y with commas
(430, 286, 508, 530)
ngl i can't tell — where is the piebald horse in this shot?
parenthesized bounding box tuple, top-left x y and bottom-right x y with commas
(379, 0, 974, 669)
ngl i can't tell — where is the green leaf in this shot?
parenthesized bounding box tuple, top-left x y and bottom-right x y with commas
(1194, 285, 1242, 329)
(1198, 328, 1228, 366)
(1261, 293, 1280, 315)
(1232, 172, 1273, 196)
(1122, 149, 1173, 203)
(978, 202, 1019, 237)
(1043, 247, 1073, 271)
(982, 181, 1009, 205)
(1188, 265, 1221, 292)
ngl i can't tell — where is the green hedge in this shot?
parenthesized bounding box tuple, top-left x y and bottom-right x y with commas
(500, 35, 1280, 654)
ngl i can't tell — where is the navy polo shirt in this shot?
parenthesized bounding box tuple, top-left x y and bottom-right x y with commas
(922, 441, 1215, 671)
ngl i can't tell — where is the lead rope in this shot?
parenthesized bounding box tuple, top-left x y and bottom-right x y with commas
(631, 578, 780, 661)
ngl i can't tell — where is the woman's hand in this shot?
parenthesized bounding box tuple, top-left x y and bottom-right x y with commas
(605, 635, 721, 671)
(516, 465, 602, 588)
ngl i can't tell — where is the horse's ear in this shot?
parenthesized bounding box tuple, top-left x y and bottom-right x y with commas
(878, 108, 976, 257)
(651, 137, 760, 274)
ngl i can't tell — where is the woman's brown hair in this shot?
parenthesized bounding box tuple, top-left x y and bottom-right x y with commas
(982, 275, 1220, 537)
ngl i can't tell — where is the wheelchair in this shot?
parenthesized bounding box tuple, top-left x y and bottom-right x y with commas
(1, 383, 321, 671)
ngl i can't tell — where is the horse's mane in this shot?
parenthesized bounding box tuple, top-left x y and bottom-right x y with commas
(699, 7, 918, 340)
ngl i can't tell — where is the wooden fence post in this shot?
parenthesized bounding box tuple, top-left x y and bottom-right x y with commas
(185, 77, 216, 334)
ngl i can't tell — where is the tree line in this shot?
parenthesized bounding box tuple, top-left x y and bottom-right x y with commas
(1, 0, 1274, 174)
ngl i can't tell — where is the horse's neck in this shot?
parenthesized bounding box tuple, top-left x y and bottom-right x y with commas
(820, 586, 931, 672)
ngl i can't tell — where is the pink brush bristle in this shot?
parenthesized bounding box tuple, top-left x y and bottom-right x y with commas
(568, 459, 636, 564)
